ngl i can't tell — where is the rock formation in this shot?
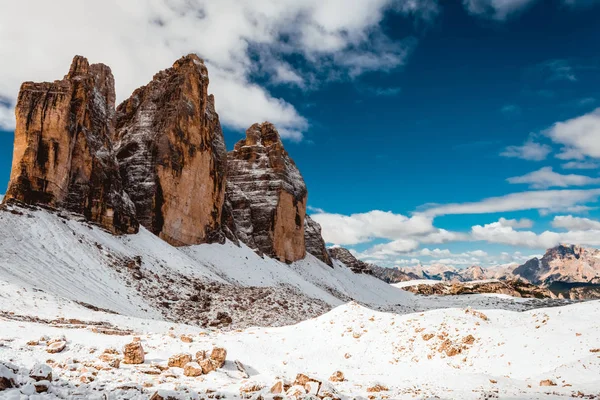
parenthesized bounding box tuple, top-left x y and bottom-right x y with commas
(226, 122, 307, 263)
(514, 244, 600, 285)
(4, 54, 337, 266)
(328, 247, 373, 274)
(399, 280, 555, 299)
(3, 56, 138, 234)
(369, 264, 416, 283)
(114, 54, 227, 246)
(304, 215, 332, 266)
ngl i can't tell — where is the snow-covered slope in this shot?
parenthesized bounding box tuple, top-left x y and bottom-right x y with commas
(0, 205, 563, 330)
(0, 284, 598, 399)
(0, 206, 419, 326)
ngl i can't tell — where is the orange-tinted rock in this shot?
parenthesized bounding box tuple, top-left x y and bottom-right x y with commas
(114, 54, 227, 246)
(226, 122, 307, 263)
(4, 55, 138, 234)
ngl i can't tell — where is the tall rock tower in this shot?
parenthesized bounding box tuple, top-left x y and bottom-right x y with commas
(114, 54, 228, 246)
(4, 56, 138, 234)
(226, 122, 307, 263)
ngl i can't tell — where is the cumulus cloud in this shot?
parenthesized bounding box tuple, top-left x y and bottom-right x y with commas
(545, 107, 600, 160)
(500, 139, 551, 161)
(472, 217, 600, 248)
(420, 189, 600, 217)
(0, 0, 435, 136)
(552, 215, 600, 230)
(471, 221, 561, 248)
(506, 166, 600, 189)
(310, 210, 437, 245)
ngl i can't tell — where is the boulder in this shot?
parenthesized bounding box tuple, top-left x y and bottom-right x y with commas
(183, 362, 203, 377)
(210, 347, 227, 368)
(123, 341, 145, 364)
(168, 353, 192, 368)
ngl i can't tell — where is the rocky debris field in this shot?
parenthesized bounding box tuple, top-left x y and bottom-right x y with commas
(1, 284, 600, 400)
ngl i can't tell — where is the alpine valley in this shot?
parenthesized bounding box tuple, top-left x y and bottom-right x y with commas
(0, 55, 599, 400)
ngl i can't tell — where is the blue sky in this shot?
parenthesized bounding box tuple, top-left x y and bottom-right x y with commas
(2, 0, 600, 268)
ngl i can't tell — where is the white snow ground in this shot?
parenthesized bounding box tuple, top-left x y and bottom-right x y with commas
(1, 206, 598, 399)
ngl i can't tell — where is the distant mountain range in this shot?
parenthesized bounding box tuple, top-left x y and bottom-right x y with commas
(363, 244, 600, 299)
(395, 244, 600, 287)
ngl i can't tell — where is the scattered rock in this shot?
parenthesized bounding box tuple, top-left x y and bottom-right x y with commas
(150, 390, 180, 400)
(183, 362, 203, 377)
(286, 385, 306, 397)
(422, 333, 435, 341)
(46, 341, 66, 354)
(540, 379, 557, 387)
(199, 359, 216, 375)
(329, 371, 345, 382)
(462, 335, 476, 345)
(180, 335, 193, 343)
(29, 364, 52, 382)
(33, 381, 50, 393)
(270, 380, 284, 394)
(123, 341, 145, 364)
(210, 347, 227, 368)
(196, 350, 207, 361)
(367, 384, 389, 392)
(168, 353, 193, 368)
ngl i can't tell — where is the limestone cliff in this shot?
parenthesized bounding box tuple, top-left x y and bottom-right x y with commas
(226, 122, 307, 263)
(4, 55, 138, 234)
(114, 54, 227, 246)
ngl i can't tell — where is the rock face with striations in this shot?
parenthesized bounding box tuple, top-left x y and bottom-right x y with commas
(113, 54, 228, 246)
(328, 247, 373, 274)
(226, 122, 307, 263)
(3, 56, 138, 234)
(304, 215, 333, 266)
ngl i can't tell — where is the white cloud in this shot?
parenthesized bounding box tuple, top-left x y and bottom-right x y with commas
(420, 189, 600, 217)
(500, 139, 551, 161)
(562, 161, 600, 170)
(0, 101, 15, 131)
(551, 215, 600, 230)
(462, 0, 538, 20)
(506, 166, 600, 189)
(310, 210, 437, 245)
(545, 107, 600, 160)
(471, 221, 561, 248)
(497, 217, 533, 228)
(0, 0, 434, 137)
(472, 217, 600, 248)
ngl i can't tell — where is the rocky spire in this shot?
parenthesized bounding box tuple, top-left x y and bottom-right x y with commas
(114, 54, 228, 246)
(3, 55, 138, 234)
(226, 122, 307, 263)
(304, 215, 333, 266)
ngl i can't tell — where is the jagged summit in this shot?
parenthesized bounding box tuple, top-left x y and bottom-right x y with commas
(114, 53, 227, 246)
(3, 55, 138, 234)
(226, 122, 308, 263)
(2, 54, 339, 268)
